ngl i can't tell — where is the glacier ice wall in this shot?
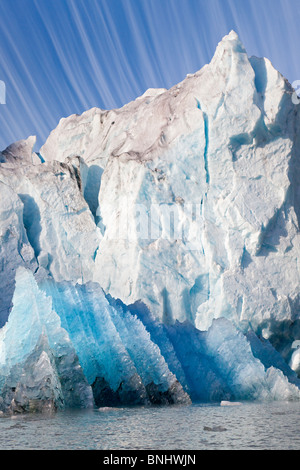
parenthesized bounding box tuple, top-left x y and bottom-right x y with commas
(1, 268, 299, 413)
(0, 137, 100, 327)
(1, 31, 300, 410)
(37, 31, 300, 365)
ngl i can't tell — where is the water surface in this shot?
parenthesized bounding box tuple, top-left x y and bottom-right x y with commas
(0, 401, 299, 450)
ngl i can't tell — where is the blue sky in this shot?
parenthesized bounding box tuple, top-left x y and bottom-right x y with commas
(0, 0, 299, 150)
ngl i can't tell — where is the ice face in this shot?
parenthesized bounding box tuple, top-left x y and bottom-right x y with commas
(0, 182, 37, 328)
(0, 335, 65, 413)
(40, 279, 191, 406)
(0, 268, 94, 413)
(0, 147, 100, 326)
(130, 303, 300, 402)
(0, 269, 299, 413)
(1, 31, 300, 410)
(36, 31, 300, 364)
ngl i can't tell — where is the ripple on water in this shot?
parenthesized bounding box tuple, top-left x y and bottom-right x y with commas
(0, 401, 299, 450)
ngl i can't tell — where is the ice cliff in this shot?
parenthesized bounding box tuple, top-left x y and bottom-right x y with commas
(1, 31, 300, 412)
(0, 268, 299, 413)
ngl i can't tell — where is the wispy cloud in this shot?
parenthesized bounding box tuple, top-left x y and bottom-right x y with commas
(0, 0, 299, 150)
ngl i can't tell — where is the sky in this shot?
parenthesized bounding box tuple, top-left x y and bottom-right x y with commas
(0, 0, 300, 150)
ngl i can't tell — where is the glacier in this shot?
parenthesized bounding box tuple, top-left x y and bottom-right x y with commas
(0, 268, 94, 413)
(0, 267, 299, 414)
(0, 30, 300, 412)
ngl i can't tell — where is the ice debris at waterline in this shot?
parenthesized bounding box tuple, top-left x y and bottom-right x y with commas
(0, 268, 299, 414)
(1, 30, 300, 411)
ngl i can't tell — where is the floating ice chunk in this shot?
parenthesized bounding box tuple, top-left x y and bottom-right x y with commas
(98, 406, 120, 412)
(220, 401, 242, 406)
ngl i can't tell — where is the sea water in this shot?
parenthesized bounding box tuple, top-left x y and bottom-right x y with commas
(0, 401, 299, 450)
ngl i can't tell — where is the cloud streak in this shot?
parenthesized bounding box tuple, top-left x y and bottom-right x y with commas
(0, 0, 299, 150)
